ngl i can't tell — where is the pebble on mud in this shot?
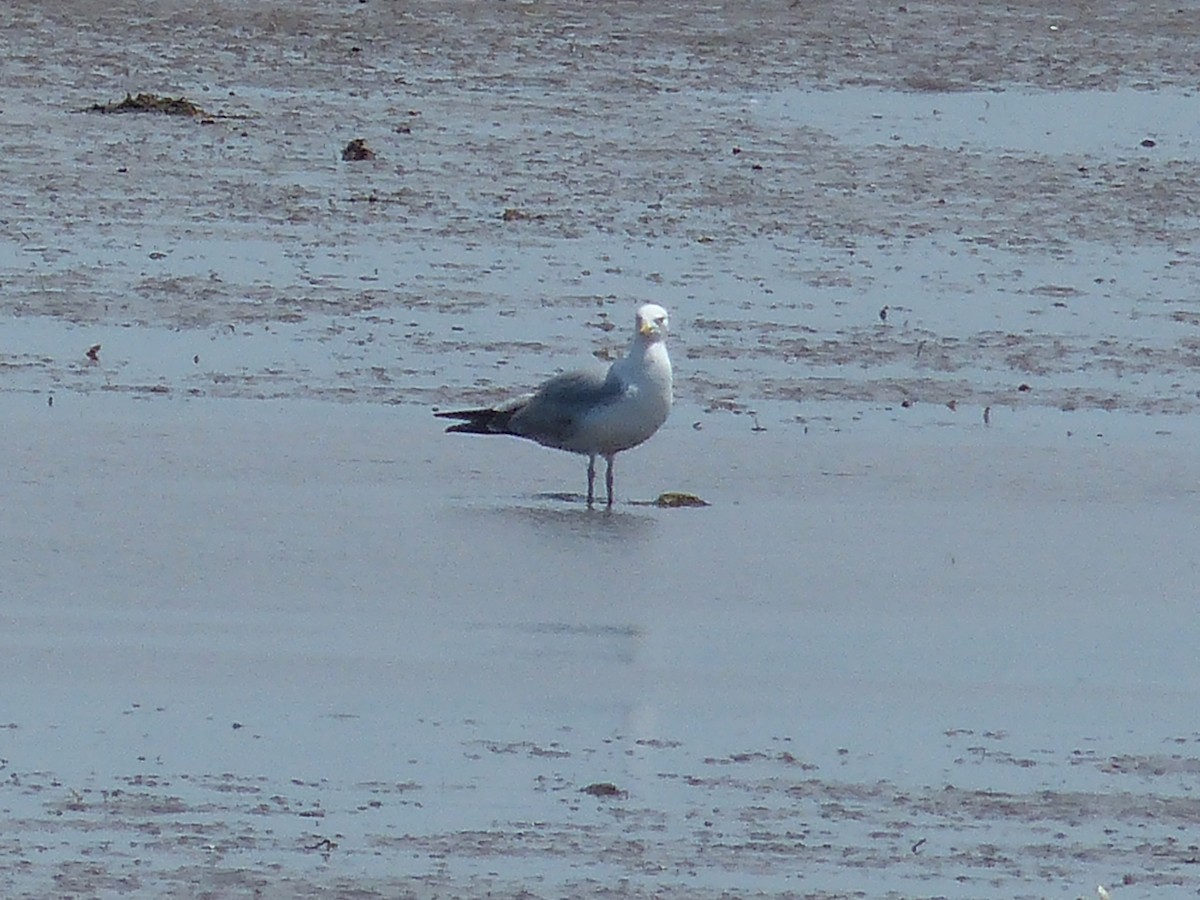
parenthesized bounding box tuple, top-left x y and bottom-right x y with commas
(341, 138, 375, 161)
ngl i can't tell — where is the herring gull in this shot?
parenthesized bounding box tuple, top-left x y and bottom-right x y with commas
(435, 303, 673, 507)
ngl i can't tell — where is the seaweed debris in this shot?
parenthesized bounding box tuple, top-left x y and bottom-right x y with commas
(86, 92, 209, 117)
(653, 492, 710, 508)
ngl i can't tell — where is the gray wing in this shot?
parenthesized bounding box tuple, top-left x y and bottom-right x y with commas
(509, 368, 625, 447)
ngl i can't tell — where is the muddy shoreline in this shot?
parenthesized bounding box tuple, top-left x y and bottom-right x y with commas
(4, 2, 1200, 418)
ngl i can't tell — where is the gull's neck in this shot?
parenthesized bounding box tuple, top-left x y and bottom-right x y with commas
(617, 331, 671, 388)
(627, 331, 667, 359)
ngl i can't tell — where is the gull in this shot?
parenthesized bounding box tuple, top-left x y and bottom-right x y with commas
(435, 304, 673, 507)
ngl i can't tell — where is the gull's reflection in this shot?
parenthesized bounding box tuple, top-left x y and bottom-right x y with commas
(467, 619, 643, 666)
(485, 493, 659, 544)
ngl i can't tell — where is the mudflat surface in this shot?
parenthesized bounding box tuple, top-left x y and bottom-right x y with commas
(3, 2, 1200, 898)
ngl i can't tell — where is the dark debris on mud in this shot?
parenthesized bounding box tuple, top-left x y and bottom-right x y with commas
(341, 138, 376, 161)
(85, 92, 210, 117)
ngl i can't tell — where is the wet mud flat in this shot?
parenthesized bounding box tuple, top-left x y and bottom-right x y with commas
(4, 396, 1200, 899)
(4, 0, 1200, 897)
(5, 732, 1200, 899)
(2, 0, 1200, 418)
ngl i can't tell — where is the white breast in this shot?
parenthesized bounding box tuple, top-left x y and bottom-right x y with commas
(572, 342, 672, 455)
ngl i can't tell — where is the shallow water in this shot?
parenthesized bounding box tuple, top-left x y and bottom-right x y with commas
(4, 396, 1200, 898)
(3, 1, 1200, 897)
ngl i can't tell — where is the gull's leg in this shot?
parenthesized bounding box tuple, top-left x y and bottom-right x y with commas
(586, 454, 597, 507)
(604, 454, 615, 507)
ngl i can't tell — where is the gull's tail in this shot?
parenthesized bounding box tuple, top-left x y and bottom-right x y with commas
(434, 405, 522, 436)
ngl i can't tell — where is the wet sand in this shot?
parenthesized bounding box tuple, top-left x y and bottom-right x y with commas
(4, 2, 1200, 898)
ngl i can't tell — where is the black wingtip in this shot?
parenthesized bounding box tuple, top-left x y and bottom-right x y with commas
(434, 407, 508, 435)
(434, 407, 489, 419)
